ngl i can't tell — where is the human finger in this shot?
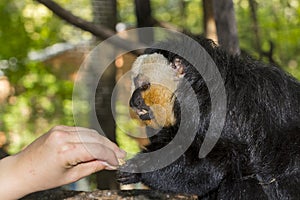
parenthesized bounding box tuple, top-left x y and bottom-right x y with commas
(67, 127, 126, 158)
(49, 126, 126, 159)
(66, 160, 110, 183)
(62, 142, 119, 168)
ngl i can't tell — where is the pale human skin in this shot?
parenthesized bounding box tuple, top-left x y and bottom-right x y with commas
(0, 125, 126, 199)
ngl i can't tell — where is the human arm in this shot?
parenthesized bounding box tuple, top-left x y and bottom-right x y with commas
(0, 125, 126, 199)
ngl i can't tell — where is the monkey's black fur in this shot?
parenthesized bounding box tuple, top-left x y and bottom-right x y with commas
(118, 37, 300, 199)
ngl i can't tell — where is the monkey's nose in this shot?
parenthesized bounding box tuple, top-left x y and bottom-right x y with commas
(130, 90, 144, 108)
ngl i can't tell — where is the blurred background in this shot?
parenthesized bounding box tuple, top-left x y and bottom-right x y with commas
(0, 0, 299, 191)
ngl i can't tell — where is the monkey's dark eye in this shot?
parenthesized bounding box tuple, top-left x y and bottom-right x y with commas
(140, 83, 150, 90)
(170, 58, 182, 69)
(170, 57, 185, 75)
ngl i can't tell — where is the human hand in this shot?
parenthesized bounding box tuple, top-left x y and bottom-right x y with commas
(0, 125, 126, 199)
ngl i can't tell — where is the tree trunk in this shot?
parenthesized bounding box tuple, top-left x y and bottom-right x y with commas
(203, 0, 218, 43)
(92, 0, 116, 30)
(134, 0, 154, 45)
(179, 0, 187, 29)
(248, 0, 261, 54)
(91, 0, 118, 190)
(248, 0, 276, 64)
(213, 0, 240, 55)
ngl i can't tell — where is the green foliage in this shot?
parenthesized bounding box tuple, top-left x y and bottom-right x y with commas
(235, 0, 300, 78)
(118, 0, 203, 34)
(117, 0, 300, 80)
(0, 62, 74, 154)
(152, 0, 203, 34)
(117, 0, 136, 26)
(0, 0, 31, 60)
(0, 0, 77, 153)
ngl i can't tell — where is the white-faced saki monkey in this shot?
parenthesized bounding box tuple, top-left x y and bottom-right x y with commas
(117, 36, 300, 199)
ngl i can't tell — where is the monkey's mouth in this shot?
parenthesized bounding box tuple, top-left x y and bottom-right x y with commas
(134, 108, 154, 120)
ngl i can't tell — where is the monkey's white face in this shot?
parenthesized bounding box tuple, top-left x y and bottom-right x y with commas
(129, 53, 185, 128)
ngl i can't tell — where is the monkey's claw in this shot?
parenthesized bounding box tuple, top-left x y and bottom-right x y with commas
(117, 171, 141, 185)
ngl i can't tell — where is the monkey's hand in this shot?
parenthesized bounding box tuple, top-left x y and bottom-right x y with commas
(117, 158, 142, 184)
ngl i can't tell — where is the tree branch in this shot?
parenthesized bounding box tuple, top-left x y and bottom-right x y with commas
(36, 0, 143, 55)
